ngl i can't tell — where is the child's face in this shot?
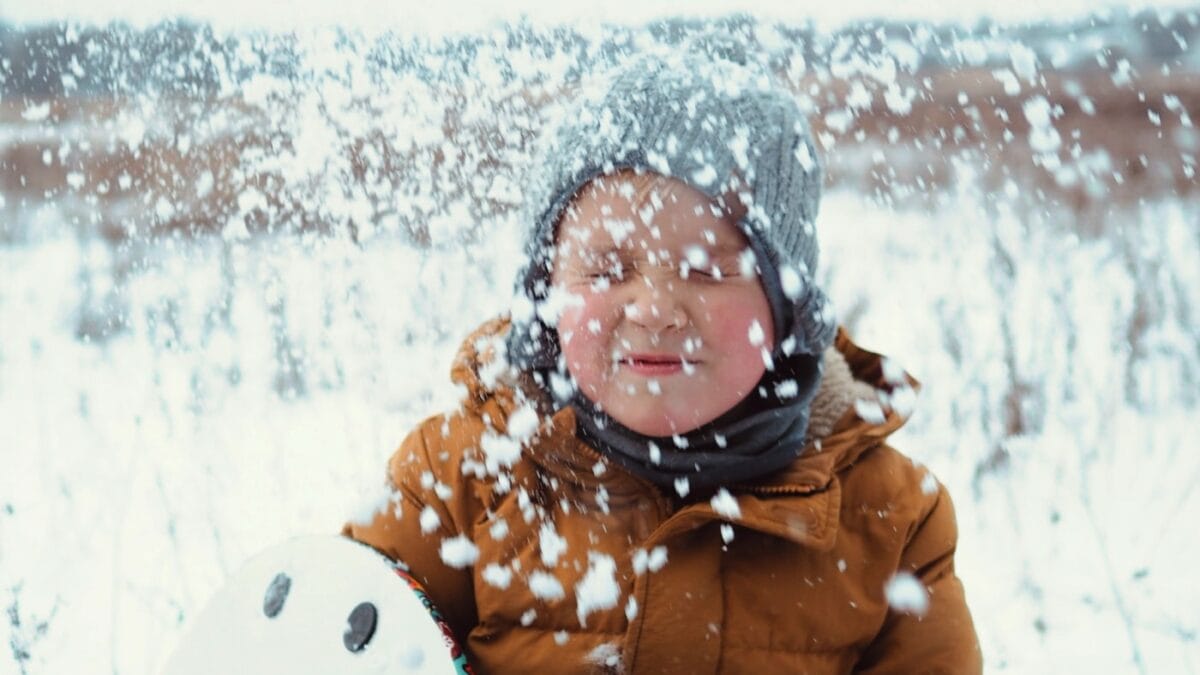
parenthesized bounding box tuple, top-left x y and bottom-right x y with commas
(550, 171, 774, 437)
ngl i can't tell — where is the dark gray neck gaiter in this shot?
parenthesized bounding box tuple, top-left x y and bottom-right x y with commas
(529, 347, 823, 493)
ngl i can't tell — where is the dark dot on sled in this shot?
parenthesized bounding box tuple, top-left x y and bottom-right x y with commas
(263, 572, 291, 619)
(344, 602, 378, 653)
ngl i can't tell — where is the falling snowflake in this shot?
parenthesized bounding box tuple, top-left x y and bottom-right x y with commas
(438, 535, 479, 569)
(710, 488, 741, 520)
(482, 563, 513, 589)
(884, 572, 929, 616)
(575, 554, 620, 626)
(419, 505, 441, 534)
(530, 571, 565, 601)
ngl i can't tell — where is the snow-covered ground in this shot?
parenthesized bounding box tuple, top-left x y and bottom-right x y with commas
(3, 189, 1197, 673)
(3, 8, 1199, 675)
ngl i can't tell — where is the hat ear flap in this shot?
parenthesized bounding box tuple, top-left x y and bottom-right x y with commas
(789, 282, 837, 357)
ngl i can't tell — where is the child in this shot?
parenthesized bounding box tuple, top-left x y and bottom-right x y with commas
(345, 45, 981, 673)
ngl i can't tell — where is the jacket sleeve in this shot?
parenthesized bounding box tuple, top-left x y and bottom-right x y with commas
(854, 482, 982, 675)
(341, 421, 479, 640)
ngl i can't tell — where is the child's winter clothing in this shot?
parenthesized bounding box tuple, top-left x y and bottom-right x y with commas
(345, 318, 982, 674)
(346, 41, 980, 674)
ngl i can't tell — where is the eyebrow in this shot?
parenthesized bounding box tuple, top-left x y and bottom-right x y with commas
(561, 245, 621, 264)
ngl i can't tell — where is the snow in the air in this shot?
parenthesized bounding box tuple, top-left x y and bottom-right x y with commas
(539, 523, 568, 567)
(709, 488, 742, 520)
(734, 250, 756, 279)
(632, 546, 669, 575)
(438, 535, 480, 569)
(482, 563, 514, 590)
(481, 431, 523, 472)
(489, 518, 510, 541)
(673, 477, 691, 498)
(419, 506, 441, 534)
(528, 571, 566, 602)
(575, 554, 620, 626)
(505, 404, 540, 442)
(2, 0, 1199, 673)
(780, 265, 804, 299)
(884, 572, 931, 617)
(747, 319, 766, 347)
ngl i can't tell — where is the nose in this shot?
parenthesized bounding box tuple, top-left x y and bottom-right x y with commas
(623, 276, 687, 335)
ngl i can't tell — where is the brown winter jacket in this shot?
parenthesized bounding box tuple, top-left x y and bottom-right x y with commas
(344, 317, 981, 674)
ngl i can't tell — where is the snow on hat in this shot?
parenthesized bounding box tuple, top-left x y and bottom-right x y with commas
(507, 37, 837, 375)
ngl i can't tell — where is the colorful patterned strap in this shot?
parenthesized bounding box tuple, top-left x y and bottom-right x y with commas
(392, 567, 475, 674)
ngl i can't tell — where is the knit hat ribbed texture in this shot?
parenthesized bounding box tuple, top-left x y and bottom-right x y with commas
(508, 39, 837, 371)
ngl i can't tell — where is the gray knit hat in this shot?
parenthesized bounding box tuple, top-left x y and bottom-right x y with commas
(508, 40, 837, 375)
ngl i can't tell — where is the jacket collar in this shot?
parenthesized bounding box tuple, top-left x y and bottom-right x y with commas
(450, 318, 920, 549)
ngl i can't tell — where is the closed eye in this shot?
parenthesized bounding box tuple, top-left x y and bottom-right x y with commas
(586, 263, 625, 282)
(687, 266, 739, 281)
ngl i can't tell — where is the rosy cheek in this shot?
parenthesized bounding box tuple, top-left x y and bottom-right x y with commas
(705, 294, 773, 359)
(557, 290, 616, 382)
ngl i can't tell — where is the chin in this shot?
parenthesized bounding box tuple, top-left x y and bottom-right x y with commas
(611, 407, 702, 438)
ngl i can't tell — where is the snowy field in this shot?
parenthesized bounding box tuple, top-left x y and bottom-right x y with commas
(4, 192, 1198, 673)
(3, 5, 1200, 674)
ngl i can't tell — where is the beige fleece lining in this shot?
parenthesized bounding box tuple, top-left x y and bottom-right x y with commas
(804, 347, 878, 444)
